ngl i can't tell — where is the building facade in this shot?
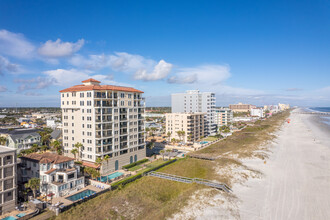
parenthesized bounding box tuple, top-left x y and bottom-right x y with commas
(0, 129, 41, 152)
(20, 153, 84, 198)
(171, 90, 216, 135)
(60, 79, 146, 174)
(215, 108, 233, 127)
(166, 112, 205, 143)
(0, 146, 17, 215)
(229, 103, 256, 112)
(250, 108, 264, 118)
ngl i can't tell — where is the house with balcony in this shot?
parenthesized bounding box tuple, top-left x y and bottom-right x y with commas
(20, 153, 84, 198)
(0, 128, 41, 152)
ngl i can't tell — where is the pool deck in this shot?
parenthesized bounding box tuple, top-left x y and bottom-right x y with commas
(1, 208, 34, 220)
(51, 185, 103, 206)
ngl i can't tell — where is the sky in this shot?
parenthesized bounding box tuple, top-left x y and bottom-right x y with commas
(0, 0, 329, 107)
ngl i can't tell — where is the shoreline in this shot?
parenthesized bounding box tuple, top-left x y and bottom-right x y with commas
(174, 109, 330, 219)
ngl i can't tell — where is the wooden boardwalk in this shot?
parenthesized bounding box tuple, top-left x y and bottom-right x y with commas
(147, 171, 232, 193)
(189, 154, 220, 161)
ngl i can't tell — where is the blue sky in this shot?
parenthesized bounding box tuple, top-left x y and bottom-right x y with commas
(0, 0, 329, 107)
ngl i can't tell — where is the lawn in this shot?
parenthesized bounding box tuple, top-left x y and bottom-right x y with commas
(54, 110, 290, 220)
(203, 136, 219, 142)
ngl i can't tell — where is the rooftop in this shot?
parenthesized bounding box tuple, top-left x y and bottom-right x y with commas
(0, 145, 16, 153)
(21, 152, 74, 164)
(59, 79, 143, 93)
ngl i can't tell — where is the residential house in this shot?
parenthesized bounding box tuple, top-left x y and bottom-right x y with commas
(20, 153, 84, 198)
(0, 129, 41, 152)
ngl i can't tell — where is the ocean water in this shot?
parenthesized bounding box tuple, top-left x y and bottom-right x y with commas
(308, 107, 330, 126)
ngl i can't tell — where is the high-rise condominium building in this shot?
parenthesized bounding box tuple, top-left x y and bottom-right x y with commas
(165, 112, 205, 143)
(171, 90, 216, 135)
(0, 146, 17, 215)
(229, 103, 256, 112)
(60, 79, 145, 174)
(215, 108, 233, 127)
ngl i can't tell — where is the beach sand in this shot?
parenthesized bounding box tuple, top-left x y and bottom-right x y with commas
(173, 109, 330, 219)
(236, 109, 330, 219)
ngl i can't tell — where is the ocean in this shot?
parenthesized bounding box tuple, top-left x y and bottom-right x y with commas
(309, 107, 330, 126)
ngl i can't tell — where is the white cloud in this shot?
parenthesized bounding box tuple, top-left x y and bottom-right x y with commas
(0, 56, 19, 75)
(134, 60, 172, 81)
(0, 30, 35, 59)
(168, 64, 231, 85)
(14, 77, 55, 92)
(38, 39, 85, 58)
(69, 52, 173, 81)
(43, 68, 91, 87)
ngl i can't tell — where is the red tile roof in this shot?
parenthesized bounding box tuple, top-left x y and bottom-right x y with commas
(45, 168, 57, 174)
(82, 161, 100, 169)
(21, 152, 74, 164)
(59, 83, 143, 93)
(82, 78, 101, 83)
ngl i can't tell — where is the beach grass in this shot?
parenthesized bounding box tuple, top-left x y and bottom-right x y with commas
(54, 110, 290, 220)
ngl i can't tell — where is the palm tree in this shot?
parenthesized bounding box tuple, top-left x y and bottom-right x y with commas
(160, 150, 165, 160)
(31, 144, 40, 153)
(95, 157, 103, 167)
(166, 149, 171, 159)
(171, 138, 176, 144)
(71, 148, 78, 160)
(167, 131, 171, 143)
(41, 145, 48, 152)
(181, 131, 185, 143)
(51, 140, 62, 155)
(25, 178, 40, 198)
(74, 142, 83, 160)
(104, 155, 110, 164)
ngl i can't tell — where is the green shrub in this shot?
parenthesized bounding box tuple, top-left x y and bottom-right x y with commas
(122, 158, 149, 169)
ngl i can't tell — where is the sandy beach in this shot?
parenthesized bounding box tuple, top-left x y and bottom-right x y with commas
(173, 109, 330, 220)
(236, 109, 330, 219)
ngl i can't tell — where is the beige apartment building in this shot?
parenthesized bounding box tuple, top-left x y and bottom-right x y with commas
(0, 146, 17, 215)
(166, 113, 205, 143)
(229, 103, 256, 112)
(215, 108, 233, 127)
(60, 79, 145, 175)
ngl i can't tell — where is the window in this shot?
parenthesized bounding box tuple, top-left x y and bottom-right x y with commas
(87, 101, 91, 106)
(121, 101, 124, 106)
(128, 94, 132, 98)
(80, 92, 84, 98)
(87, 92, 91, 97)
(80, 101, 84, 106)
(120, 93, 125, 98)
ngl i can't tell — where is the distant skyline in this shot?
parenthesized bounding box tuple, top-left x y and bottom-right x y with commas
(0, 0, 329, 107)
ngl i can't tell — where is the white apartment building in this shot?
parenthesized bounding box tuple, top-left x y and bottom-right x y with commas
(171, 90, 216, 135)
(20, 153, 84, 198)
(0, 146, 17, 215)
(215, 108, 233, 127)
(250, 108, 264, 118)
(166, 112, 205, 143)
(60, 79, 146, 174)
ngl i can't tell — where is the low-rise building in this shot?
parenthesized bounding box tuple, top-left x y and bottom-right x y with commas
(20, 153, 84, 198)
(0, 129, 41, 152)
(278, 103, 290, 111)
(250, 108, 264, 118)
(166, 112, 205, 143)
(229, 103, 256, 112)
(215, 108, 233, 127)
(0, 146, 17, 215)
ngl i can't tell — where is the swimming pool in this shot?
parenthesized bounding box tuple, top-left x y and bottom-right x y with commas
(16, 213, 26, 218)
(97, 171, 124, 182)
(200, 141, 208, 144)
(66, 189, 96, 202)
(2, 216, 17, 220)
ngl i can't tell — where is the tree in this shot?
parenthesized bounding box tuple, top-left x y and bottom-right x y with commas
(0, 136, 7, 145)
(31, 144, 40, 153)
(25, 178, 40, 198)
(74, 142, 83, 161)
(95, 157, 103, 167)
(160, 150, 165, 160)
(145, 128, 150, 138)
(41, 145, 48, 153)
(171, 138, 176, 144)
(71, 148, 78, 160)
(167, 131, 171, 142)
(38, 128, 53, 146)
(166, 149, 171, 159)
(51, 140, 62, 155)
